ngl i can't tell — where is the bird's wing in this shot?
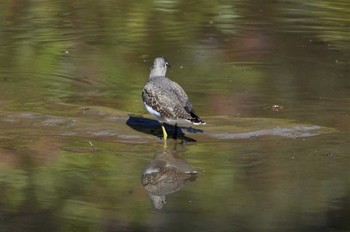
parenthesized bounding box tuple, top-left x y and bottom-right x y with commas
(142, 78, 193, 120)
(169, 80, 205, 124)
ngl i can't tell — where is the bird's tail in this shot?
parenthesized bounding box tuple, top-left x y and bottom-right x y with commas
(188, 111, 206, 125)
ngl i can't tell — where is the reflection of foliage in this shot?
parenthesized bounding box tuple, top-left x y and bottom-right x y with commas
(278, 1, 350, 47)
(0, 168, 28, 210)
(1, 136, 349, 231)
(29, 146, 150, 230)
(58, 199, 103, 232)
(0, 0, 349, 116)
(308, 2, 350, 46)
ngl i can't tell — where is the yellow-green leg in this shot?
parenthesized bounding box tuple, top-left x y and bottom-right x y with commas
(161, 124, 168, 140)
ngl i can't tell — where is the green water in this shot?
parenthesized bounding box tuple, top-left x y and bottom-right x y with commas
(0, 1, 350, 231)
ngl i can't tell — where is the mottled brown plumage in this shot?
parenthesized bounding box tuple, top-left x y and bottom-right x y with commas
(142, 57, 205, 140)
(141, 154, 198, 209)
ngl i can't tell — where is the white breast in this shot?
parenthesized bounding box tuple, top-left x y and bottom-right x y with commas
(144, 103, 161, 118)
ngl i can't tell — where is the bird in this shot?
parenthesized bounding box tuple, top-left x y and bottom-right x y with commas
(142, 57, 205, 140)
(141, 154, 199, 209)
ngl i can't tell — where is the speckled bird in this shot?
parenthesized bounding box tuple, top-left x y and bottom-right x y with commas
(142, 57, 205, 140)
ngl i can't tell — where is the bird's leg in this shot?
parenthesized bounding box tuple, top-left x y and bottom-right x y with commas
(161, 123, 168, 140)
(173, 123, 178, 140)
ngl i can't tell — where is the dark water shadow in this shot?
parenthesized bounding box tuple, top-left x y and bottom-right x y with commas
(126, 115, 203, 142)
(141, 146, 200, 209)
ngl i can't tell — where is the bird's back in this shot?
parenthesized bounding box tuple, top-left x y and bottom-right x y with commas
(142, 76, 196, 122)
(143, 56, 205, 125)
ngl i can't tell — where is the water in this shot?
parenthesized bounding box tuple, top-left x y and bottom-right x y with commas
(0, 1, 350, 231)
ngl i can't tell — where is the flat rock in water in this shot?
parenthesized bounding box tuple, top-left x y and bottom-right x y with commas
(0, 103, 336, 144)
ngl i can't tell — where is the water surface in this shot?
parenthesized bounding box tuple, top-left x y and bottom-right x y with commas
(0, 1, 350, 232)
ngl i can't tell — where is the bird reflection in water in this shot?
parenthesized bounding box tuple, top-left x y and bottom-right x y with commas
(141, 151, 199, 209)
